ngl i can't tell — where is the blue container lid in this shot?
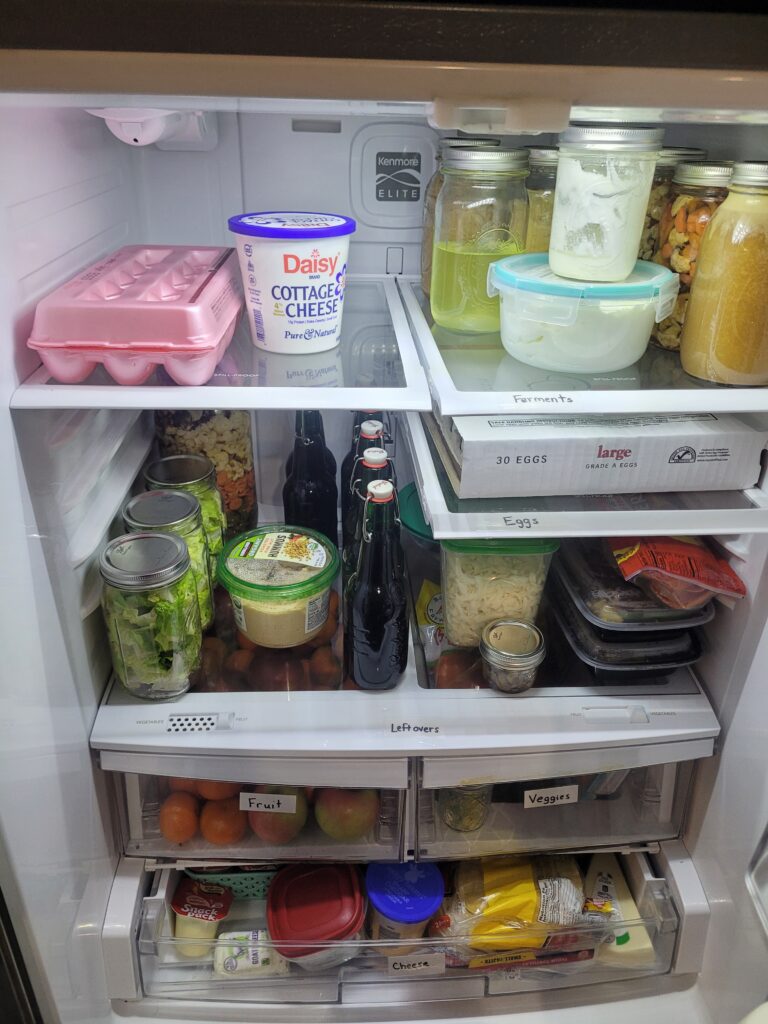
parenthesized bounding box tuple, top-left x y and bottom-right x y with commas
(488, 253, 677, 301)
(365, 862, 444, 924)
(228, 211, 357, 240)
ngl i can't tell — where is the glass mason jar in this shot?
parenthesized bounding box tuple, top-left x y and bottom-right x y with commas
(681, 162, 768, 386)
(440, 784, 493, 832)
(639, 147, 707, 262)
(421, 136, 501, 296)
(549, 125, 663, 282)
(154, 410, 257, 539)
(430, 148, 529, 333)
(652, 161, 731, 351)
(144, 454, 226, 579)
(123, 489, 215, 631)
(100, 532, 202, 699)
(524, 146, 558, 254)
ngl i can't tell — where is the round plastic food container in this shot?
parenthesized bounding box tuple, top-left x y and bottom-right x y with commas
(228, 212, 356, 354)
(365, 862, 444, 954)
(267, 864, 365, 972)
(488, 253, 678, 373)
(441, 537, 559, 648)
(217, 525, 339, 649)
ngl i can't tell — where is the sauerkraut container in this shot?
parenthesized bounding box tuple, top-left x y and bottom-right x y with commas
(441, 538, 559, 648)
(27, 246, 243, 385)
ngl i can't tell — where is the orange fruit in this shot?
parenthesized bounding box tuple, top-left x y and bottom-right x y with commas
(168, 777, 199, 795)
(159, 792, 199, 844)
(197, 780, 241, 801)
(200, 797, 247, 845)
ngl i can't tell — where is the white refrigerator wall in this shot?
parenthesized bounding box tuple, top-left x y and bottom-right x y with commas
(2, 98, 768, 1024)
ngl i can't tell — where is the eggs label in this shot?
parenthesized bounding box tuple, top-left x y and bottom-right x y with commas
(239, 793, 298, 814)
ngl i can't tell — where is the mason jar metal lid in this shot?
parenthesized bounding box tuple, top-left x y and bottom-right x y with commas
(730, 161, 768, 186)
(480, 619, 546, 670)
(526, 146, 558, 166)
(123, 490, 201, 532)
(559, 125, 664, 150)
(443, 148, 529, 172)
(144, 453, 216, 489)
(440, 136, 501, 159)
(673, 161, 733, 187)
(100, 532, 191, 591)
(657, 147, 707, 168)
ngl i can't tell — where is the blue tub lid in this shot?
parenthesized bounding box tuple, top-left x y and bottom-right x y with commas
(488, 253, 677, 300)
(365, 862, 444, 924)
(228, 212, 357, 239)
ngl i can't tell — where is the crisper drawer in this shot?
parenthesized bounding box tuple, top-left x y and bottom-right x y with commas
(99, 752, 408, 862)
(106, 849, 685, 1008)
(418, 750, 700, 860)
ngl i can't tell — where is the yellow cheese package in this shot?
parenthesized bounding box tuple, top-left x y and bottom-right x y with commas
(428, 856, 613, 967)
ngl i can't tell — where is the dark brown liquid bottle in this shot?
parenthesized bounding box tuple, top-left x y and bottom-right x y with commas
(285, 410, 336, 482)
(340, 417, 384, 526)
(283, 410, 339, 548)
(341, 447, 391, 591)
(344, 479, 408, 691)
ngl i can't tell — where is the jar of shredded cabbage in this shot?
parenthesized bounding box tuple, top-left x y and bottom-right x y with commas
(440, 538, 558, 648)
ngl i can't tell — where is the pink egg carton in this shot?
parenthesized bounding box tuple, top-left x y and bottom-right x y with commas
(27, 245, 244, 386)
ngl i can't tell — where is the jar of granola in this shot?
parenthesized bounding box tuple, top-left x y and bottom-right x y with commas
(652, 161, 732, 351)
(155, 411, 257, 538)
(639, 147, 706, 261)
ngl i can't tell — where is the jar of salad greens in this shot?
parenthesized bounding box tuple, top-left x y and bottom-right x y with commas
(100, 533, 202, 700)
(144, 455, 226, 578)
(122, 490, 214, 631)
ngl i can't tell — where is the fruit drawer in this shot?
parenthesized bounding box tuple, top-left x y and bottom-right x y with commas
(417, 760, 695, 860)
(105, 762, 406, 862)
(103, 848, 691, 1009)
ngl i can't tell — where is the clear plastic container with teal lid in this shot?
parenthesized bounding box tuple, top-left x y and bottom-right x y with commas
(144, 454, 226, 578)
(217, 525, 339, 649)
(100, 532, 202, 699)
(123, 489, 214, 631)
(441, 537, 558, 648)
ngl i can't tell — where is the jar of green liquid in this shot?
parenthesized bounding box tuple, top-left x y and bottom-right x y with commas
(430, 148, 529, 333)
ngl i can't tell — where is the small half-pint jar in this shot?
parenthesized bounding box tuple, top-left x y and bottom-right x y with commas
(479, 619, 546, 693)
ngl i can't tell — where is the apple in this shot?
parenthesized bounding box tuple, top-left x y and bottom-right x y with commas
(247, 784, 308, 844)
(314, 788, 380, 841)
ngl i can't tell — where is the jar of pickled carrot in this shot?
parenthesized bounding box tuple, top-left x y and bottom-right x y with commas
(680, 162, 768, 386)
(652, 162, 731, 351)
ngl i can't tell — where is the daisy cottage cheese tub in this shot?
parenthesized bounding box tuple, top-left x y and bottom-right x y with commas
(229, 212, 356, 354)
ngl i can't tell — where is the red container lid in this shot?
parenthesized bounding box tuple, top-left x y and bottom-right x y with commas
(267, 864, 365, 958)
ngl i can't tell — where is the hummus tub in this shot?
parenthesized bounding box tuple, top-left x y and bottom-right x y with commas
(217, 526, 339, 648)
(228, 212, 356, 354)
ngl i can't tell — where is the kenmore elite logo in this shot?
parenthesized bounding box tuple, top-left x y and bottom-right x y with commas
(376, 152, 421, 202)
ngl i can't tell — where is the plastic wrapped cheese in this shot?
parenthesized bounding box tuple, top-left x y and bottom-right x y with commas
(213, 929, 291, 978)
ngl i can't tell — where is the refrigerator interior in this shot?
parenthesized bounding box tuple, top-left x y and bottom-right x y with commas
(2, 89, 768, 1024)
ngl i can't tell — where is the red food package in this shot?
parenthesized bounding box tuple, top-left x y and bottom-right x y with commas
(608, 537, 746, 610)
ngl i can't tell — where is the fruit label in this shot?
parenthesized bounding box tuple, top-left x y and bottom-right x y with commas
(239, 792, 298, 814)
(387, 952, 445, 977)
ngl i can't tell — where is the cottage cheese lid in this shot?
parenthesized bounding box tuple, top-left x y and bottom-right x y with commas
(228, 212, 357, 239)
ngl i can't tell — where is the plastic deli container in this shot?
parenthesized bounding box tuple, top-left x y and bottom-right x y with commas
(217, 526, 339, 648)
(365, 862, 445, 954)
(228, 212, 356, 354)
(27, 246, 243, 386)
(267, 864, 365, 972)
(441, 538, 558, 648)
(488, 254, 679, 373)
(556, 541, 715, 631)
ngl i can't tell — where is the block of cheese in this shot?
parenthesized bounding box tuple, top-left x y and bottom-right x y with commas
(584, 854, 656, 968)
(213, 929, 290, 978)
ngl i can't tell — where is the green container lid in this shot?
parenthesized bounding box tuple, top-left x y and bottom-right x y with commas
(399, 483, 434, 543)
(217, 525, 339, 602)
(441, 538, 559, 555)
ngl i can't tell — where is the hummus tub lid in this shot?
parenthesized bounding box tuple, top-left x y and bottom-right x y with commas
(228, 212, 357, 239)
(267, 864, 365, 957)
(217, 525, 339, 600)
(366, 862, 444, 925)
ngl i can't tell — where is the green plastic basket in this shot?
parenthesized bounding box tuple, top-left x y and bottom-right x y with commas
(184, 867, 277, 899)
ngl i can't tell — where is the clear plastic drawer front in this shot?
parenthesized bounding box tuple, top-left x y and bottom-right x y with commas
(418, 762, 694, 860)
(135, 857, 677, 1005)
(113, 771, 404, 862)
